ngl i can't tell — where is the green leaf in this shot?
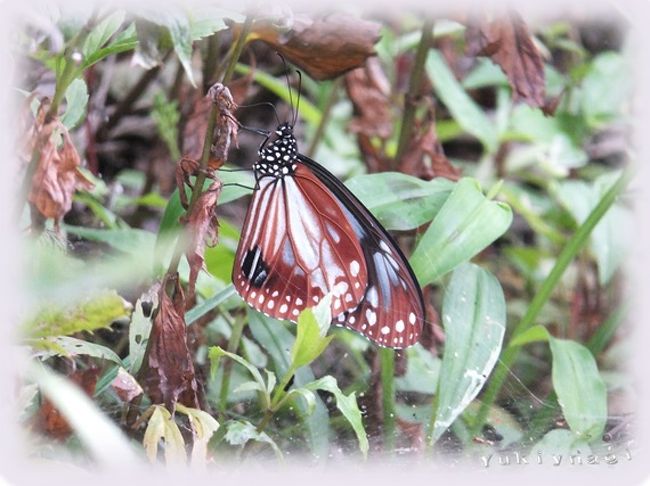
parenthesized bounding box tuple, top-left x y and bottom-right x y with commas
(410, 178, 512, 286)
(291, 298, 334, 369)
(166, 14, 195, 87)
(580, 52, 631, 128)
(345, 173, 454, 231)
(533, 428, 592, 457)
(27, 363, 138, 467)
(224, 420, 283, 459)
(64, 225, 156, 254)
(82, 23, 138, 69)
(23, 289, 132, 339)
(60, 78, 89, 129)
(31, 335, 122, 364)
(143, 405, 186, 463)
(548, 336, 607, 441)
(395, 344, 441, 394)
(305, 376, 369, 458)
(508, 324, 550, 347)
(551, 171, 631, 284)
(82, 11, 126, 59)
(208, 346, 271, 407)
(431, 263, 506, 442)
(427, 50, 498, 153)
(175, 404, 219, 466)
(128, 295, 155, 374)
(185, 285, 237, 325)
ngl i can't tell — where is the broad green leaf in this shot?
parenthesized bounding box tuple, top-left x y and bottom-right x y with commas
(64, 225, 156, 254)
(345, 173, 454, 230)
(128, 295, 155, 374)
(283, 387, 316, 416)
(31, 335, 122, 364)
(551, 171, 631, 284)
(61, 78, 89, 129)
(427, 50, 498, 153)
(463, 401, 524, 448)
(395, 343, 441, 394)
(533, 428, 592, 457)
(176, 404, 219, 467)
(28, 363, 138, 467)
(82, 11, 126, 59)
(23, 289, 132, 339)
(143, 405, 186, 464)
(410, 178, 512, 286)
(580, 52, 631, 128)
(166, 14, 195, 87)
(548, 336, 607, 441)
(224, 420, 282, 459)
(432, 263, 506, 442)
(291, 300, 334, 369)
(305, 376, 369, 458)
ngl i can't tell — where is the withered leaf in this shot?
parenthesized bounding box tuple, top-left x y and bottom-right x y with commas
(36, 367, 99, 440)
(28, 122, 93, 223)
(181, 84, 238, 172)
(345, 58, 393, 139)
(140, 274, 201, 410)
(399, 120, 461, 181)
(466, 12, 546, 109)
(236, 14, 381, 80)
(184, 181, 222, 302)
(111, 367, 144, 403)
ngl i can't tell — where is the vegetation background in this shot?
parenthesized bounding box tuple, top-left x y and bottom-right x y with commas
(7, 1, 638, 472)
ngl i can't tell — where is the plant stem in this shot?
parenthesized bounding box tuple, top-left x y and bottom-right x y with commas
(305, 78, 341, 158)
(425, 393, 439, 449)
(379, 347, 396, 453)
(218, 313, 247, 415)
(394, 19, 433, 166)
(470, 168, 633, 435)
(165, 17, 253, 278)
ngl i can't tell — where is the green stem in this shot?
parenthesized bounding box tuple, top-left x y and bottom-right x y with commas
(394, 19, 433, 166)
(218, 313, 247, 415)
(305, 78, 341, 158)
(425, 393, 439, 449)
(470, 168, 633, 435)
(379, 347, 396, 453)
(165, 17, 253, 277)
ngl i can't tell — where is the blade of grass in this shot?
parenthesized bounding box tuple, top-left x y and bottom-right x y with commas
(470, 168, 632, 435)
(380, 348, 396, 453)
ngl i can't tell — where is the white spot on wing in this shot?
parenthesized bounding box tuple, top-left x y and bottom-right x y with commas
(350, 260, 360, 277)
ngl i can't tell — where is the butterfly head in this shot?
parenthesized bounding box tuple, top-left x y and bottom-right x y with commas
(254, 122, 299, 178)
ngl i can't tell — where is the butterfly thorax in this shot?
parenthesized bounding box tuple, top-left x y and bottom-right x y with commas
(253, 123, 298, 178)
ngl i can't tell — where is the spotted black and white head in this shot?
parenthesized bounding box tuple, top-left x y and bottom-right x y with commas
(254, 122, 299, 178)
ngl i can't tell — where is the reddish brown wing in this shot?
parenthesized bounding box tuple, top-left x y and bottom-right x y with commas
(298, 155, 425, 348)
(233, 168, 368, 321)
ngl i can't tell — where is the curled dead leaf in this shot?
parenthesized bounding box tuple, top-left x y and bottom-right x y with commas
(111, 367, 144, 403)
(234, 13, 381, 80)
(28, 121, 93, 224)
(466, 12, 546, 109)
(140, 274, 201, 410)
(345, 58, 393, 139)
(399, 116, 461, 181)
(184, 180, 222, 302)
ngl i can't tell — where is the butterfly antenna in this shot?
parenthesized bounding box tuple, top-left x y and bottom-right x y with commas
(277, 52, 295, 125)
(293, 70, 302, 126)
(238, 101, 281, 126)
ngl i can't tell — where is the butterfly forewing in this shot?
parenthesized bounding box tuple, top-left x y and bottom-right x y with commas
(233, 168, 368, 321)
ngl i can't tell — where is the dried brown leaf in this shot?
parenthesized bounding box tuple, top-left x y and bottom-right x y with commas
(28, 122, 93, 223)
(140, 274, 201, 410)
(466, 12, 546, 109)
(36, 367, 99, 440)
(184, 181, 222, 302)
(236, 14, 381, 80)
(111, 367, 144, 403)
(399, 115, 461, 181)
(344, 58, 392, 139)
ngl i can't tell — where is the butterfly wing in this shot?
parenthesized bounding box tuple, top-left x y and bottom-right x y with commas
(233, 172, 368, 320)
(297, 155, 425, 348)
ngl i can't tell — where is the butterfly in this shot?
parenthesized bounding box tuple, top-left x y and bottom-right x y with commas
(232, 122, 425, 348)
